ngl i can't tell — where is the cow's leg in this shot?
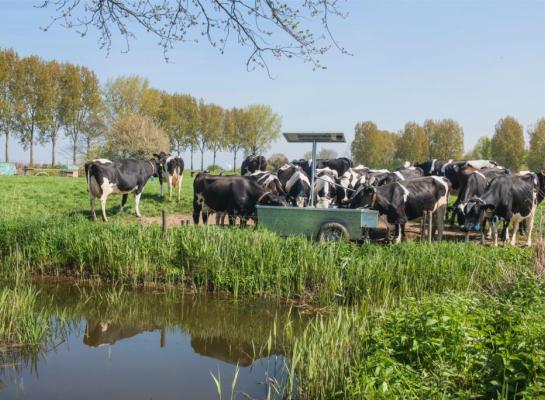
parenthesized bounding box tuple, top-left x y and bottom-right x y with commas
(120, 194, 128, 213)
(90, 195, 97, 221)
(394, 224, 403, 244)
(480, 219, 487, 245)
(160, 180, 163, 197)
(381, 214, 390, 242)
(492, 219, 498, 246)
(240, 217, 247, 228)
(134, 190, 143, 217)
(177, 175, 183, 202)
(526, 209, 536, 247)
(510, 219, 520, 246)
(502, 222, 510, 244)
(228, 214, 237, 226)
(100, 194, 108, 222)
(168, 175, 173, 202)
(192, 195, 201, 225)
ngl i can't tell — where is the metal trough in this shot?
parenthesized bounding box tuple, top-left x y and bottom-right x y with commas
(256, 206, 379, 241)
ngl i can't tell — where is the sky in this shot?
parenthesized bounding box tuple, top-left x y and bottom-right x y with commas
(1, 0, 544, 168)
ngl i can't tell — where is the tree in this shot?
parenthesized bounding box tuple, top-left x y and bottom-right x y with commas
(396, 122, 429, 163)
(196, 100, 210, 171)
(492, 116, 525, 171)
(424, 119, 464, 160)
(206, 104, 225, 167)
(106, 113, 169, 158)
(469, 136, 493, 160)
(268, 153, 289, 170)
(528, 118, 545, 171)
(305, 148, 338, 160)
(228, 107, 249, 171)
(103, 75, 153, 122)
(39, 0, 348, 72)
(13, 55, 50, 166)
(60, 65, 102, 164)
(243, 104, 281, 154)
(0, 49, 19, 162)
(81, 112, 107, 159)
(351, 121, 398, 169)
(39, 60, 64, 166)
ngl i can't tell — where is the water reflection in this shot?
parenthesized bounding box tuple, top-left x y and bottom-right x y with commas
(1, 283, 306, 399)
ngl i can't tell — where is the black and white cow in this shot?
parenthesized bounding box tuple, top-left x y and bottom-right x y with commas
(154, 152, 185, 201)
(454, 168, 510, 230)
(277, 164, 311, 207)
(338, 166, 370, 206)
(241, 155, 267, 175)
(314, 167, 338, 208)
(381, 167, 425, 186)
(85, 158, 158, 221)
(350, 176, 451, 243)
(292, 157, 353, 177)
(193, 173, 287, 227)
(461, 172, 545, 246)
(247, 170, 286, 196)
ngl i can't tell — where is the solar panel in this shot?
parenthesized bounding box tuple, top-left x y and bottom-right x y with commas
(283, 132, 345, 143)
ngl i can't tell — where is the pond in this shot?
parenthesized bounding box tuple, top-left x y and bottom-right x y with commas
(1, 283, 307, 399)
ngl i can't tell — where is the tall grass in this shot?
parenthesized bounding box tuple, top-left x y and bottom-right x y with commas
(0, 216, 535, 305)
(286, 275, 545, 399)
(0, 285, 50, 349)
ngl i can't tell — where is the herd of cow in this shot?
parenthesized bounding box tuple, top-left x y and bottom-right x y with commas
(84, 153, 545, 246)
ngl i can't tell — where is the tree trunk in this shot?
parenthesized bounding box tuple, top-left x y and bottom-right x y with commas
(51, 134, 56, 167)
(86, 136, 91, 158)
(213, 150, 217, 167)
(72, 129, 78, 164)
(29, 129, 34, 166)
(190, 145, 194, 171)
(233, 150, 237, 172)
(200, 148, 204, 171)
(4, 130, 8, 163)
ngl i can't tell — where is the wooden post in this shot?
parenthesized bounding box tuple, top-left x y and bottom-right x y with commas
(162, 209, 167, 238)
(160, 328, 166, 348)
(427, 211, 433, 243)
(420, 213, 427, 240)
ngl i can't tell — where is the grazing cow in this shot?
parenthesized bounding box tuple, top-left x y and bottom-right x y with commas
(241, 155, 267, 175)
(350, 176, 450, 243)
(314, 167, 338, 208)
(454, 168, 510, 229)
(154, 152, 185, 201)
(338, 167, 370, 206)
(381, 167, 425, 185)
(278, 164, 311, 207)
(248, 170, 286, 196)
(462, 172, 545, 246)
(366, 169, 391, 186)
(85, 158, 158, 221)
(193, 173, 287, 227)
(292, 157, 353, 177)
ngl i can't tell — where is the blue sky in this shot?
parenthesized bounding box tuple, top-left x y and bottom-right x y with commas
(1, 0, 544, 167)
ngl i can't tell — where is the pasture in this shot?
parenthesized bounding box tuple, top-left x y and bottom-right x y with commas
(2, 174, 545, 399)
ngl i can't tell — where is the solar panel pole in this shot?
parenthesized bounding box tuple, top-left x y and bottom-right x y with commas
(310, 139, 317, 207)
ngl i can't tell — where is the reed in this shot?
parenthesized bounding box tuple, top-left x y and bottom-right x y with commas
(0, 216, 535, 305)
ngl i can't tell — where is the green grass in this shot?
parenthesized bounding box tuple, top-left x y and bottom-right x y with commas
(285, 275, 545, 399)
(0, 285, 50, 350)
(0, 215, 537, 306)
(0, 174, 194, 219)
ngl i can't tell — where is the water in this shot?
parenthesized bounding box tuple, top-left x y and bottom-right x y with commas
(1, 283, 305, 399)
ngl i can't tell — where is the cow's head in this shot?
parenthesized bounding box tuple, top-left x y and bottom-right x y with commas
(258, 192, 288, 207)
(350, 184, 377, 209)
(461, 198, 491, 232)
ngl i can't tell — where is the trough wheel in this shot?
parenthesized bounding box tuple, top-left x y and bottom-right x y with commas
(318, 222, 349, 242)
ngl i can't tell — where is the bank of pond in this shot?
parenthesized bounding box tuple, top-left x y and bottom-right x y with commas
(2, 217, 545, 398)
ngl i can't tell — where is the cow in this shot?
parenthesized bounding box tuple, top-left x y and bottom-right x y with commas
(338, 167, 370, 206)
(292, 157, 353, 178)
(314, 167, 338, 208)
(278, 164, 311, 207)
(193, 173, 287, 227)
(241, 155, 267, 175)
(454, 168, 510, 231)
(350, 176, 450, 243)
(461, 172, 545, 246)
(154, 152, 185, 201)
(381, 167, 425, 186)
(85, 158, 159, 221)
(247, 170, 286, 196)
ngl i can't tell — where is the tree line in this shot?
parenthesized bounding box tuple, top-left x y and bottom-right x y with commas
(351, 117, 545, 171)
(0, 49, 282, 169)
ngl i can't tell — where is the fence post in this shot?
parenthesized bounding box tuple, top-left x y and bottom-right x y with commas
(427, 211, 433, 243)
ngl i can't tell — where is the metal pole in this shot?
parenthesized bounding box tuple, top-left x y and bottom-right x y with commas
(310, 140, 317, 207)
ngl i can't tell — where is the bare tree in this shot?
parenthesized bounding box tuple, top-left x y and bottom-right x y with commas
(38, 0, 349, 73)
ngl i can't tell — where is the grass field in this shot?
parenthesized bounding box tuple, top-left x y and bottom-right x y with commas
(2, 175, 545, 398)
(0, 174, 195, 220)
